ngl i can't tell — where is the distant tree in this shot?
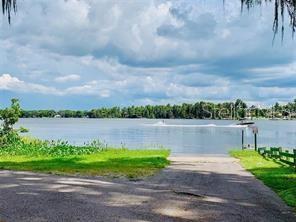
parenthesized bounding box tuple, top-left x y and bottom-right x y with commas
(12, 98, 296, 120)
(274, 102, 281, 112)
(235, 99, 247, 109)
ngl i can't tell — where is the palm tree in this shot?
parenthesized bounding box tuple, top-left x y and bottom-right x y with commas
(2, 0, 17, 24)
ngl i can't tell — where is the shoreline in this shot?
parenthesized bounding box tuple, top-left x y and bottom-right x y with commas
(17, 117, 296, 121)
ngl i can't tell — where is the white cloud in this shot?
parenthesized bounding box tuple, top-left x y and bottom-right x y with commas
(0, 74, 61, 95)
(249, 62, 296, 77)
(0, 74, 109, 98)
(0, 0, 296, 108)
(54, 74, 81, 83)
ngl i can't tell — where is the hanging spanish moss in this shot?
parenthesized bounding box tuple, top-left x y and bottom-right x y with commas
(2, 0, 17, 24)
(241, 0, 296, 40)
(1, 0, 296, 39)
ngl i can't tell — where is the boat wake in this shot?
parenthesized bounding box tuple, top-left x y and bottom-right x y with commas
(146, 122, 247, 128)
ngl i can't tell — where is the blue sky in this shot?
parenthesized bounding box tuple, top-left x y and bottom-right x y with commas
(0, 0, 295, 109)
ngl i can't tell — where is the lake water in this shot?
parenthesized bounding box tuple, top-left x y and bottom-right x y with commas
(16, 118, 296, 154)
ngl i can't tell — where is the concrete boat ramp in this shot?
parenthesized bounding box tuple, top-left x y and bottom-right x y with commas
(0, 156, 295, 221)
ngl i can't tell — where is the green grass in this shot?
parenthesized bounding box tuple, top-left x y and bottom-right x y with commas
(0, 149, 170, 179)
(230, 150, 296, 209)
(0, 136, 170, 179)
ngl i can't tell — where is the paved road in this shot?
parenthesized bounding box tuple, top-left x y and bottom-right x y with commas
(0, 156, 295, 222)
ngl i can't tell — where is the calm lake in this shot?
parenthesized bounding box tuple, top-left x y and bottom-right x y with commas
(16, 118, 296, 154)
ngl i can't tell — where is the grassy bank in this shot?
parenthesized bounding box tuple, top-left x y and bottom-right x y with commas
(0, 138, 170, 179)
(230, 150, 296, 209)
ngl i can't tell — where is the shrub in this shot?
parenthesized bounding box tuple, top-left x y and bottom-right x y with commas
(0, 99, 22, 147)
(0, 137, 108, 157)
(0, 98, 21, 133)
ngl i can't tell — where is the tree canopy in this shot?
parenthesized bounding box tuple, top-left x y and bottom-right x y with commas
(13, 99, 296, 120)
(0, 98, 22, 146)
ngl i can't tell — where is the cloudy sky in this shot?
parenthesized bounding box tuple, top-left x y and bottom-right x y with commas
(0, 0, 295, 109)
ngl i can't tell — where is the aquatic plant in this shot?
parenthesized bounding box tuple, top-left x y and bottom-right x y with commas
(0, 137, 109, 157)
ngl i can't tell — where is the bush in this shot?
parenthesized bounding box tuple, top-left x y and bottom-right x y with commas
(0, 137, 108, 157)
(0, 98, 21, 134)
(0, 99, 28, 147)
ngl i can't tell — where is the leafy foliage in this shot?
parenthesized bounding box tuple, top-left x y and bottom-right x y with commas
(2, 98, 296, 120)
(17, 98, 296, 119)
(0, 137, 109, 156)
(0, 98, 21, 133)
(0, 98, 22, 146)
(19, 99, 249, 119)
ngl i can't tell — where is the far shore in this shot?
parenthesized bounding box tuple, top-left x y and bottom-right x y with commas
(17, 117, 296, 120)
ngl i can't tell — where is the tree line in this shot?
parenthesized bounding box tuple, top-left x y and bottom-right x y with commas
(13, 99, 296, 119)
